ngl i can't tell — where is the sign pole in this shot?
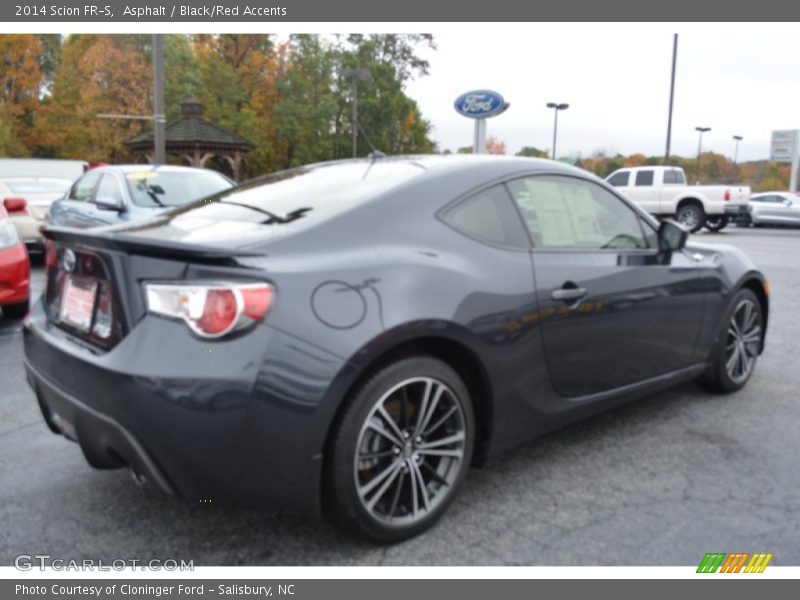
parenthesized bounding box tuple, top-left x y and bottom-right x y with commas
(791, 130, 799, 192)
(474, 119, 486, 154)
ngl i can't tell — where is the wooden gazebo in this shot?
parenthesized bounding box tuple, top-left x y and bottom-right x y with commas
(124, 97, 255, 181)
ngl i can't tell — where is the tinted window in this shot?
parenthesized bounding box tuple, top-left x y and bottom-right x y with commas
(607, 171, 630, 187)
(125, 170, 232, 208)
(635, 170, 654, 186)
(96, 174, 125, 205)
(443, 184, 529, 248)
(507, 175, 649, 250)
(663, 169, 685, 184)
(69, 171, 102, 202)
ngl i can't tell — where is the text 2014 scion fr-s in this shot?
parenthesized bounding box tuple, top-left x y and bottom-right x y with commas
(24, 155, 768, 542)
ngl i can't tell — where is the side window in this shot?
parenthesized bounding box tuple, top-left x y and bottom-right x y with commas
(507, 175, 650, 250)
(663, 169, 685, 184)
(96, 174, 125, 205)
(635, 170, 654, 186)
(68, 171, 101, 202)
(442, 184, 529, 249)
(607, 171, 630, 187)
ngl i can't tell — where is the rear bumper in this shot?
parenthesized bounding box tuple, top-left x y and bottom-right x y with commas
(0, 242, 29, 306)
(22, 302, 338, 516)
(724, 204, 749, 216)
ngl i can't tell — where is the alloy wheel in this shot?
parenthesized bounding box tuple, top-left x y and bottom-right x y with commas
(353, 377, 466, 526)
(725, 298, 761, 384)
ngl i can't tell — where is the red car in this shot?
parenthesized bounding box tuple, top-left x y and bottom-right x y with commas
(0, 203, 30, 318)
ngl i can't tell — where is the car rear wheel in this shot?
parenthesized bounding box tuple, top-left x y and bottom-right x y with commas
(1, 299, 29, 320)
(698, 288, 762, 393)
(676, 204, 705, 233)
(326, 357, 474, 542)
(704, 216, 728, 232)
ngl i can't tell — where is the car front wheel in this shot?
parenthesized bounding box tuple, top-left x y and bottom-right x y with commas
(326, 357, 474, 542)
(1, 299, 29, 320)
(698, 288, 763, 393)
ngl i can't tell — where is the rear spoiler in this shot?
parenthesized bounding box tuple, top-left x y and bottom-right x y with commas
(42, 226, 264, 266)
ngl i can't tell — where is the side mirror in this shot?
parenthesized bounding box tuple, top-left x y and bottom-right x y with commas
(95, 196, 124, 212)
(658, 219, 688, 252)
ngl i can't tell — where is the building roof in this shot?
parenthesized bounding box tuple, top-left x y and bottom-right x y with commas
(124, 97, 254, 151)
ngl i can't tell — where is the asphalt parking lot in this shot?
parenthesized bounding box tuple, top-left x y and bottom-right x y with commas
(1, 228, 799, 566)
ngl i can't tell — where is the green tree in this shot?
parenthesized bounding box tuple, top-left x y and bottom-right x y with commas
(516, 146, 548, 158)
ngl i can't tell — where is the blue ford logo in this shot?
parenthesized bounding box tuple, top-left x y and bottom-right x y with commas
(454, 90, 507, 119)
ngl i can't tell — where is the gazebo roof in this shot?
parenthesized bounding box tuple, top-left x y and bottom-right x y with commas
(125, 96, 254, 151)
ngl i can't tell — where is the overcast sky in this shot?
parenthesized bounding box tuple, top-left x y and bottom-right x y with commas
(404, 24, 799, 162)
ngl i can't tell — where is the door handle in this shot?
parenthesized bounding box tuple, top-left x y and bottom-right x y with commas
(551, 286, 588, 302)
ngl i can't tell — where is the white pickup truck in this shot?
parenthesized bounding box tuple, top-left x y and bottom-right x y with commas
(605, 166, 750, 232)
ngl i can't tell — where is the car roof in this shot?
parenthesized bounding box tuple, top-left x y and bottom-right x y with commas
(91, 164, 224, 175)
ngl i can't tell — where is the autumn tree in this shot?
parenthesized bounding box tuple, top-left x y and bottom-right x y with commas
(485, 136, 506, 155)
(0, 34, 46, 153)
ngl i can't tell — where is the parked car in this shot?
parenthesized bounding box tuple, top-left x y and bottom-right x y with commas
(0, 158, 88, 181)
(741, 191, 800, 227)
(605, 166, 750, 233)
(0, 177, 74, 251)
(24, 155, 768, 542)
(0, 203, 30, 319)
(50, 165, 234, 229)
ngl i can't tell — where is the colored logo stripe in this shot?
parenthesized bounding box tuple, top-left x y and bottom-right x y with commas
(697, 552, 773, 573)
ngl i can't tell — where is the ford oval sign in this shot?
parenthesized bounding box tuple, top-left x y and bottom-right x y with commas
(454, 90, 507, 119)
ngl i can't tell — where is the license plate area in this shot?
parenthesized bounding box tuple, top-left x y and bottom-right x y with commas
(58, 275, 98, 333)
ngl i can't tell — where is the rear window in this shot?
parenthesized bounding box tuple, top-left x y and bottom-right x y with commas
(171, 161, 427, 224)
(663, 169, 685, 184)
(635, 170, 654, 186)
(5, 179, 72, 194)
(125, 170, 232, 208)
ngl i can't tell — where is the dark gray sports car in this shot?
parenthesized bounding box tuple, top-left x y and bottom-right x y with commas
(23, 155, 768, 542)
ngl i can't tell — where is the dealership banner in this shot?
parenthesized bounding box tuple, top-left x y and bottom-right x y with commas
(4, 579, 800, 599)
(2, 0, 800, 22)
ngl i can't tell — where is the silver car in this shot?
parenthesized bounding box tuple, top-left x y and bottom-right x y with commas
(747, 192, 800, 227)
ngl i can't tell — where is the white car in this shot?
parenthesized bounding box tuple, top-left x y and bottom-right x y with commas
(0, 177, 74, 251)
(746, 192, 800, 227)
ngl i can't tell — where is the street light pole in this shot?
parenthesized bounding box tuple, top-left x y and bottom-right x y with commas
(153, 34, 166, 165)
(546, 102, 569, 160)
(695, 126, 711, 183)
(664, 34, 678, 164)
(732, 135, 743, 164)
(341, 67, 372, 158)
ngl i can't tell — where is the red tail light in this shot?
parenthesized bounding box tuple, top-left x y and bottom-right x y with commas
(723, 190, 731, 201)
(44, 239, 57, 270)
(144, 282, 274, 338)
(3, 197, 28, 215)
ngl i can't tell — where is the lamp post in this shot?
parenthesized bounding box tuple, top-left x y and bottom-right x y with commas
(546, 102, 569, 160)
(694, 126, 711, 183)
(341, 67, 372, 158)
(732, 135, 743, 164)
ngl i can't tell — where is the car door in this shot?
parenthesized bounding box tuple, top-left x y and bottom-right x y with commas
(52, 170, 102, 228)
(630, 168, 660, 214)
(507, 174, 708, 398)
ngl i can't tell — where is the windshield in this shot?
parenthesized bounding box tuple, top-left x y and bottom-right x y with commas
(4, 179, 72, 194)
(125, 170, 232, 208)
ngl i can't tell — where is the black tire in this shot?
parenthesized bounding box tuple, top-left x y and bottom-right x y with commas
(704, 216, 729, 232)
(697, 288, 763, 394)
(2, 299, 29, 319)
(735, 214, 752, 228)
(676, 203, 705, 233)
(326, 356, 475, 543)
